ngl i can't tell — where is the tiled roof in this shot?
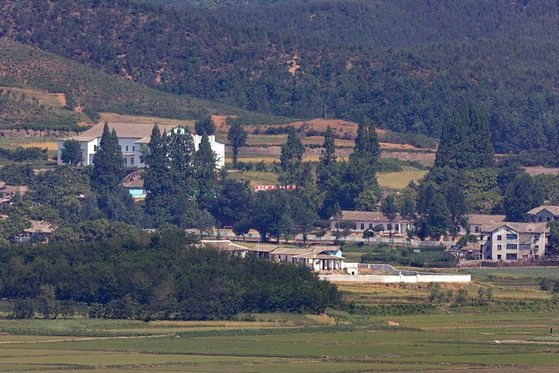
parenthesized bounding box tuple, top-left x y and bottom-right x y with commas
(468, 214, 506, 226)
(527, 205, 559, 216)
(492, 222, 548, 234)
(24, 220, 57, 234)
(67, 122, 179, 142)
(523, 166, 559, 176)
(331, 210, 407, 222)
(270, 247, 308, 255)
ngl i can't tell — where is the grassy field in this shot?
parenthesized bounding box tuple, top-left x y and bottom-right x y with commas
(377, 169, 429, 189)
(1, 308, 559, 372)
(1, 273, 559, 372)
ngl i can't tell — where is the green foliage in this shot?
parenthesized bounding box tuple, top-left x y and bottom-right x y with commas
(381, 194, 397, 222)
(534, 174, 559, 205)
(0, 146, 47, 163)
(504, 171, 544, 222)
(227, 121, 247, 168)
(0, 87, 79, 130)
(415, 182, 451, 239)
(462, 168, 502, 214)
(194, 115, 216, 135)
(434, 104, 495, 170)
(319, 126, 336, 165)
(194, 133, 219, 210)
(279, 126, 304, 186)
(60, 140, 83, 166)
(547, 221, 559, 256)
(144, 126, 200, 227)
(0, 231, 341, 319)
(91, 123, 125, 193)
(5, 1, 559, 155)
(0, 163, 34, 185)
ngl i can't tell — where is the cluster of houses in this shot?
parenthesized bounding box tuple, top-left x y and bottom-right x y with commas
(329, 207, 559, 263)
(48, 121, 559, 265)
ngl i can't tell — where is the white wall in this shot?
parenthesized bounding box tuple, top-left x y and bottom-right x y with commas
(319, 274, 472, 283)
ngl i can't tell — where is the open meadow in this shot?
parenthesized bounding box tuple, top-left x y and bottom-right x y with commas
(2, 270, 559, 373)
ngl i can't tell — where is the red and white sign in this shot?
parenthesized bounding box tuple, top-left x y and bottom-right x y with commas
(254, 185, 297, 192)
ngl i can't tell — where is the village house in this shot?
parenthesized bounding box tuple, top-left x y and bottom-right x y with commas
(57, 122, 225, 169)
(13, 220, 57, 244)
(329, 210, 412, 235)
(466, 214, 506, 235)
(0, 182, 29, 205)
(477, 222, 548, 262)
(527, 205, 559, 223)
(201, 240, 344, 272)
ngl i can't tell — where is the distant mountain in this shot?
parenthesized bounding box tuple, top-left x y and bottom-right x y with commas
(1, 0, 559, 154)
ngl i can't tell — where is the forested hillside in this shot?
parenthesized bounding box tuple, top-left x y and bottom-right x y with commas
(1, 0, 559, 153)
(0, 39, 286, 128)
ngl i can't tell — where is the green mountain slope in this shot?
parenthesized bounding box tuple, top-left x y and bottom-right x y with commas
(1, 0, 559, 154)
(0, 38, 287, 129)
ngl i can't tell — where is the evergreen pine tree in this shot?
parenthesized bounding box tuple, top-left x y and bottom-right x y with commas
(434, 104, 495, 170)
(338, 116, 380, 210)
(195, 133, 219, 210)
(144, 126, 199, 227)
(194, 115, 216, 135)
(91, 123, 125, 194)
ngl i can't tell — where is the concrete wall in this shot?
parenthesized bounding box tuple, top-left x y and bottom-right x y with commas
(319, 273, 471, 283)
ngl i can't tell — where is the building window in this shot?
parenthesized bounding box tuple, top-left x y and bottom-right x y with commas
(94, 145, 98, 151)
(126, 146, 129, 151)
(497, 235, 502, 241)
(124, 158, 127, 164)
(130, 157, 134, 165)
(360, 223, 365, 230)
(497, 255, 502, 260)
(368, 223, 373, 229)
(475, 226, 480, 233)
(132, 146, 135, 151)
(506, 233, 518, 240)
(497, 245, 502, 250)
(506, 243, 517, 250)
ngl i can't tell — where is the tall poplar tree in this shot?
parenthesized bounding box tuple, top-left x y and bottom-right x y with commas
(317, 126, 340, 218)
(279, 126, 305, 186)
(227, 122, 247, 168)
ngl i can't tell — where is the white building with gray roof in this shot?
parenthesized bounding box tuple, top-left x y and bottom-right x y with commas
(57, 122, 225, 169)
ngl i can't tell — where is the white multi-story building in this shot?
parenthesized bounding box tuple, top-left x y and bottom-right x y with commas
(480, 222, 548, 262)
(57, 122, 225, 169)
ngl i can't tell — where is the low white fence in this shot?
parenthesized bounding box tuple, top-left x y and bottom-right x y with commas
(319, 273, 471, 284)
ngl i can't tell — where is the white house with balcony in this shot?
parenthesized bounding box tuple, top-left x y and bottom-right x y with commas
(57, 122, 225, 169)
(481, 222, 548, 262)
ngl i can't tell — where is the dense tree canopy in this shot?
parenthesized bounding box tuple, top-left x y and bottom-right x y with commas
(0, 227, 341, 319)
